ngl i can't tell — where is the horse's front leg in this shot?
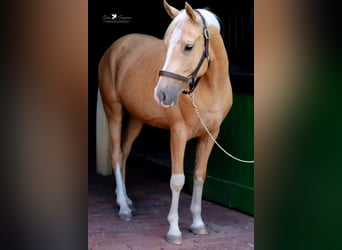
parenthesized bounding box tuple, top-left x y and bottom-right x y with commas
(166, 126, 187, 245)
(190, 131, 218, 235)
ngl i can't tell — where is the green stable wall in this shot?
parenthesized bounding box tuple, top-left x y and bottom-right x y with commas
(185, 92, 254, 215)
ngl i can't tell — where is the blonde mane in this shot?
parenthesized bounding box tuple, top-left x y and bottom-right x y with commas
(165, 8, 220, 38)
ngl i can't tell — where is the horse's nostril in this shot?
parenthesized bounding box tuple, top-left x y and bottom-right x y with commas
(161, 92, 166, 102)
(156, 90, 168, 105)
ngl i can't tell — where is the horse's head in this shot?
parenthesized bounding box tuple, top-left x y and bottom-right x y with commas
(153, 1, 220, 108)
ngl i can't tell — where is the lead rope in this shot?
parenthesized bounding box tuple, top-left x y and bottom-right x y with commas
(188, 93, 254, 164)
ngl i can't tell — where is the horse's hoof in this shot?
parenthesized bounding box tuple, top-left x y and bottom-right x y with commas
(166, 234, 182, 245)
(190, 225, 209, 235)
(119, 212, 132, 221)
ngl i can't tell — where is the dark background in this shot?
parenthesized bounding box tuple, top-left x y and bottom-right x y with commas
(88, 0, 254, 171)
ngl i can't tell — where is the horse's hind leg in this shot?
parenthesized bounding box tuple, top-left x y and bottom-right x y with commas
(190, 131, 218, 235)
(121, 116, 143, 208)
(106, 101, 132, 221)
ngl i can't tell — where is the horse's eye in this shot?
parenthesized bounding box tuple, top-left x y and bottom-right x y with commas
(184, 44, 193, 52)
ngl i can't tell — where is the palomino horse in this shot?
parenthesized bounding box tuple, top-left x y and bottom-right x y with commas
(96, 0, 232, 244)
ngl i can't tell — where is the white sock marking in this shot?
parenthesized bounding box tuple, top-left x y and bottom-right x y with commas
(115, 162, 131, 215)
(167, 174, 185, 236)
(190, 178, 205, 228)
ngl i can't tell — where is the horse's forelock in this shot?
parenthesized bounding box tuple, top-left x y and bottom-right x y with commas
(164, 10, 186, 38)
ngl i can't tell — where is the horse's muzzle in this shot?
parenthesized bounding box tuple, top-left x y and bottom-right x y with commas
(153, 80, 183, 108)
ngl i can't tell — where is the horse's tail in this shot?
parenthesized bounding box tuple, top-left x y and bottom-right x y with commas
(96, 89, 112, 175)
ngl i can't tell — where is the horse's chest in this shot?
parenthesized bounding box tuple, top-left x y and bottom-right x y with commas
(185, 109, 222, 138)
(200, 112, 221, 130)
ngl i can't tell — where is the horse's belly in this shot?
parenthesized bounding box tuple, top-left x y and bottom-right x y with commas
(119, 79, 169, 129)
(123, 98, 170, 129)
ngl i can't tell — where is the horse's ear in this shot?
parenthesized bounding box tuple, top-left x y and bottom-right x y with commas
(185, 2, 199, 23)
(163, 0, 179, 19)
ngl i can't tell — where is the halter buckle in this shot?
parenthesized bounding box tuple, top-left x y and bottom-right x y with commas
(204, 28, 210, 40)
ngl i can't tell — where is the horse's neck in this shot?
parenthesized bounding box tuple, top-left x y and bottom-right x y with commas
(192, 29, 231, 119)
(203, 28, 229, 94)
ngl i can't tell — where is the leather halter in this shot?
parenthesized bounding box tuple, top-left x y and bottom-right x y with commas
(159, 10, 210, 95)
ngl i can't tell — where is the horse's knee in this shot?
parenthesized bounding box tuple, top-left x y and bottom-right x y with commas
(193, 168, 207, 183)
(170, 174, 185, 192)
(193, 177, 204, 188)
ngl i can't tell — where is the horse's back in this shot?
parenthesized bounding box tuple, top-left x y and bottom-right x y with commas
(98, 34, 169, 128)
(99, 33, 164, 81)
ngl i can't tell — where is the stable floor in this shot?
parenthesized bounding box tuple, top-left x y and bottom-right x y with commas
(88, 156, 254, 250)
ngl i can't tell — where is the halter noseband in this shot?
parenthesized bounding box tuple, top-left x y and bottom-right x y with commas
(159, 10, 210, 95)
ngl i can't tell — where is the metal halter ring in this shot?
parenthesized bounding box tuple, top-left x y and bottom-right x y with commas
(204, 28, 210, 40)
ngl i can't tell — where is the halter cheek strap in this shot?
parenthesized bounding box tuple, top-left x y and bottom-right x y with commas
(158, 10, 210, 95)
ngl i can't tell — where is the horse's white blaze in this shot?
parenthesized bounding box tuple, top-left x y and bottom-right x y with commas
(190, 178, 205, 228)
(162, 27, 182, 70)
(167, 174, 185, 236)
(154, 27, 182, 103)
